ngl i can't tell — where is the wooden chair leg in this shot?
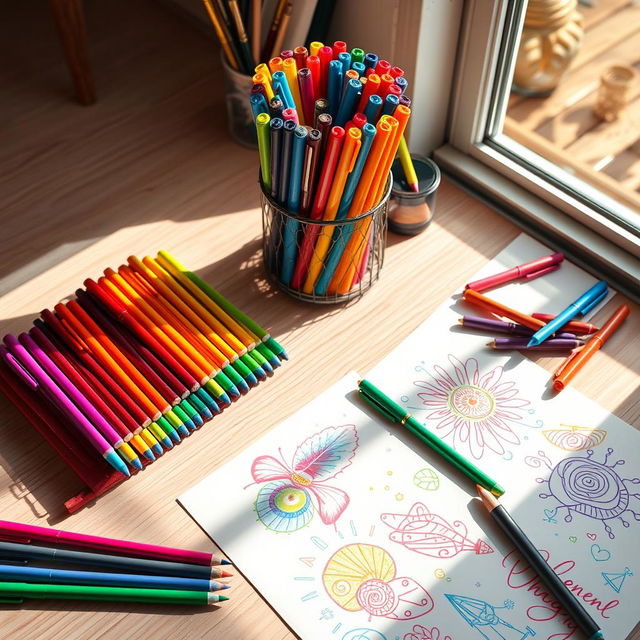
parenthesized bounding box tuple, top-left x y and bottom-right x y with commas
(48, 0, 96, 105)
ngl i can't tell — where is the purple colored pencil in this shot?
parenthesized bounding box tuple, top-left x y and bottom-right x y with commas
(489, 337, 582, 351)
(459, 316, 576, 340)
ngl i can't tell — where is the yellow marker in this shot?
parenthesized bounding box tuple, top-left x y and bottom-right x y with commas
(309, 41, 324, 57)
(254, 63, 272, 84)
(140, 427, 160, 450)
(252, 72, 274, 101)
(117, 441, 139, 465)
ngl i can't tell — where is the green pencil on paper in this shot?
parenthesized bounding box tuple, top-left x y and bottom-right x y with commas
(0, 582, 229, 605)
(156, 250, 288, 360)
(358, 379, 505, 497)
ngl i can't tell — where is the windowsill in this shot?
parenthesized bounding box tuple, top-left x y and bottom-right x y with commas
(434, 144, 640, 303)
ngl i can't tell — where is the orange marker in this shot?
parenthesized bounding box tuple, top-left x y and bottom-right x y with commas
(54, 303, 162, 421)
(302, 127, 362, 293)
(326, 118, 393, 294)
(99, 274, 210, 385)
(118, 264, 230, 369)
(462, 289, 547, 332)
(553, 304, 629, 392)
(268, 56, 283, 74)
(252, 72, 274, 101)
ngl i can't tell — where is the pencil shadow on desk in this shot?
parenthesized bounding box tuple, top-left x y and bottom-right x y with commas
(4, 600, 222, 616)
(194, 237, 351, 337)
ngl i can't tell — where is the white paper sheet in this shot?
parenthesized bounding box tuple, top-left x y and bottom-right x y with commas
(179, 235, 637, 640)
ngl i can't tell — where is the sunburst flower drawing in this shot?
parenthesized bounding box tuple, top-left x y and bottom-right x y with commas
(415, 355, 529, 459)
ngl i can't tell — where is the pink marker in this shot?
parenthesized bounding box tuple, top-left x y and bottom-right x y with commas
(282, 107, 299, 126)
(0, 520, 232, 567)
(466, 252, 564, 292)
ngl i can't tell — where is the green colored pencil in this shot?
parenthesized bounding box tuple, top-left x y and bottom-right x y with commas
(358, 379, 505, 497)
(0, 582, 229, 605)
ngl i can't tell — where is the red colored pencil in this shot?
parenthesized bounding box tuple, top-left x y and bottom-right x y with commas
(85, 278, 201, 392)
(40, 309, 151, 428)
(75, 290, 182, 406)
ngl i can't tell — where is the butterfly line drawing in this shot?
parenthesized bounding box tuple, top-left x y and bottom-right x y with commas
(246, 425, 359, 532)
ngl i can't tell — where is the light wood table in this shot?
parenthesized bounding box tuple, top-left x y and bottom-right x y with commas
(1, 1, 638, 638)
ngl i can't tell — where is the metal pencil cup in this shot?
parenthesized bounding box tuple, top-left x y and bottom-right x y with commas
(221, 57, 257, 148)
(260, 176, 390, 304)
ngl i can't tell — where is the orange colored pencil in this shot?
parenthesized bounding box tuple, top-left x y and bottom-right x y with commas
(99, 273, 211, 385)
(142, 256, 258, 351)
(129, 257, 244, 362)
(129, 256, 252, 352)
(326, 118, 394, 293)
(153, 254, 261, 346)
(54, 303, 162, 421)
(105, 267, 217, 378)
(117, 265, 230, 369)
(463, 288, 546, 332)
(66, 299, 171, 414)
(553, 304, 629, 392)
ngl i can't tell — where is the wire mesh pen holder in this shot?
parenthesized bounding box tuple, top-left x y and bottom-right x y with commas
(260, 177, 390, 304)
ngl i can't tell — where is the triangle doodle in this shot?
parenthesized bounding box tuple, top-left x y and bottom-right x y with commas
(299, 557, 316, 568)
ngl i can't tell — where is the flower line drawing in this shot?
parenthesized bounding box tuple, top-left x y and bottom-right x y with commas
(415, 355, 529, 459)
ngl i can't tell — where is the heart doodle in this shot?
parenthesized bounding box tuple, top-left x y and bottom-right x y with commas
(587, 533, 597, 541)
(569, 536, 577, 543)
(543, 508, 558, 523)
(590, 544, 611, 562)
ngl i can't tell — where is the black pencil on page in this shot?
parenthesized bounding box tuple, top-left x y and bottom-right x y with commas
(476, 485, 604, 640)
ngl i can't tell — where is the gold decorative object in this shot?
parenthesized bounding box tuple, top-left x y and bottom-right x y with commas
(513, 0, 584, 96)
(594, 65, 638, 122)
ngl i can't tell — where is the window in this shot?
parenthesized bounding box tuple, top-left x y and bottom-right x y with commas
(435, 0, 640, 299)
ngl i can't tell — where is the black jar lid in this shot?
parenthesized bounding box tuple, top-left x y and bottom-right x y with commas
(391, 155, 441, 204)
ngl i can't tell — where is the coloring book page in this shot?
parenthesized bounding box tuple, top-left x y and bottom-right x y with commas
(179, 235, 638, 640)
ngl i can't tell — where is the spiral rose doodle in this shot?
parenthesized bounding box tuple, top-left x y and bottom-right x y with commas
(356, 579, 396, 617)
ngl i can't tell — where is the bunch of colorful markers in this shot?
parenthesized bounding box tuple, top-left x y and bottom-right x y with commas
(0, 251, 286, 479)
(0, 520, 231, 606)
(249, 41, 411, 295)
(458, 252, 629, 391)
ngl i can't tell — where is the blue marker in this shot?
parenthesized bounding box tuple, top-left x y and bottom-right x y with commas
(250, 93, 269, 121)
(381, 93, 400, 117)
(351, 61, 366, 77)
(281, 126, 309, 285)
(363, 94, 383, 123)
(335, 78, 362, 127)
(363, 52, 378, 71)
(272, 71, 295, 111)
(337, 52, 352, 75)
(527, 281, 608, 347)
(395, 76, 408, 94)
(315, 123, 377, 295)
(327, 60, 344, 118)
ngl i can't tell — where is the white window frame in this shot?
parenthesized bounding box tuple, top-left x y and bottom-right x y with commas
(434, 0, 640, 300)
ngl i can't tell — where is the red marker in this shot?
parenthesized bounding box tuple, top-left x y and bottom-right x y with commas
(466, 252, 564, 292)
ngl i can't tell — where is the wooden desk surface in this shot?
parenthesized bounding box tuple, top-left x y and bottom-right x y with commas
(1, 1, 638, 638)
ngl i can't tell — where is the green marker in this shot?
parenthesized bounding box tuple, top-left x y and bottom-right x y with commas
(0, 582, 228, 605)
(156, 251, 288, 360)
(358, 379, 505, 497)
(256, 112, 271, 192)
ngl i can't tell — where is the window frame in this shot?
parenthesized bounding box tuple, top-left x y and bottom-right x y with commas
(435, 0, 640, 300)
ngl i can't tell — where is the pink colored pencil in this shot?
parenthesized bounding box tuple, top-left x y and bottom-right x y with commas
(0, 520, 231, 567)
